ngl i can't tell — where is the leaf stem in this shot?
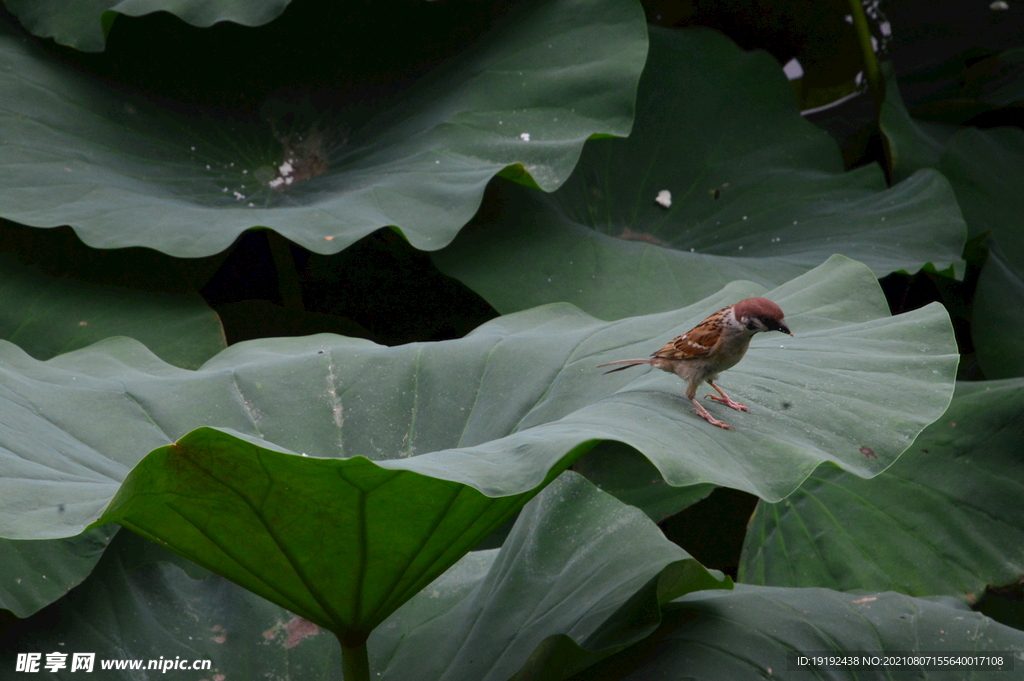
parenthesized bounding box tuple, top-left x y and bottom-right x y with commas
(847, 0, 884, 115)
(340, 638, 370, 681)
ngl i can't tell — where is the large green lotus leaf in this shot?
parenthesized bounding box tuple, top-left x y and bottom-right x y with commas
(368, 472, 729, 680)
(0, 255, 953, 532)
(3, 532, 342, 680)
(0, 0, 646, 257)
(739, 379, 1024, 599)
(580, 585, 1024, 680)
(0, 257, 954, 636)
(0, 252, 224, 369)
(97, 428, 553, 640)
(3, 474, 723, 680)
(432, 29, 966, 321)
(4, 0, 290, 52)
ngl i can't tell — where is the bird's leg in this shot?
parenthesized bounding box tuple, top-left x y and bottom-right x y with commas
(689, 397, 733, 430)
(705, 381, 749, 412)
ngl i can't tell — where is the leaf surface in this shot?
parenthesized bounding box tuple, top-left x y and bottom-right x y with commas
(0, 526, 117, 618)
(0, 0, 646, 256)
(0, 256, 956, 639)
(2, 532, 341, 680)
(0, 252, 224, 368)
(369, 472, 729, 680)
(434, 29, 966, 320)
(740, 379, 1024, 598)
(585, 585, 1024, 680)
(939, 128, 1024, 378)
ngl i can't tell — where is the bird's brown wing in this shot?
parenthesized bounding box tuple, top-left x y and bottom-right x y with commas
(651, 313, 724, 360)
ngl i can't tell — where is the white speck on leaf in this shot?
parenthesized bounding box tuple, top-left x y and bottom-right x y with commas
(655, 190, 672, 208)
(520, 132, 530, 141)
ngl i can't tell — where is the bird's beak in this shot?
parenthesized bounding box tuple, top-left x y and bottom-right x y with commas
(779, 322, 793, 336)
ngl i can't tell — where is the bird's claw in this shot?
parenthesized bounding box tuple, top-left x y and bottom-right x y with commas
(691, 408, 733, 429)
(706, 394, 749, 412)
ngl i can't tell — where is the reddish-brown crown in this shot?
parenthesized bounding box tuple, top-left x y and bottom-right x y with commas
(733, 297, 785, 322)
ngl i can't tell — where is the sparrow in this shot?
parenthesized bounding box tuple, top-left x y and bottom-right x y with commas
(598, 297, 792, 429)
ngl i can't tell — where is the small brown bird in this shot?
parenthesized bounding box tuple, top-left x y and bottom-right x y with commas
(598, 297, 792, 429)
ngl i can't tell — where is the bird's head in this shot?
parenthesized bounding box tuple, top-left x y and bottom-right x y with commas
(733, 297, 792, 336)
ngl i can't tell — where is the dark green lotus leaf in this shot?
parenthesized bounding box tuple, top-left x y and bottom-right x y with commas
(0, 257, 954, 639)
(0, 525, 118, 618)
(973, 247, 1024, 379)
(9, 476, 722, 680)
(433, 29, 966, 321)
(0, 252, 224, 368)
(739, 379, 1024, 599)
(369, 472, 729, 680)
(939, 128, 1024, 378)
(582, 585, 1024, 680)
(0, 0, 646, 257)
(3, 531, 342, 680)
(4, 0, 290, 52)
(97, 427, 552, 640)
(941, 128, 1024, 246)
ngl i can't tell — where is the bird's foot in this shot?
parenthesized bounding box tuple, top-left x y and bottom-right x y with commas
(691, 407, 733, 429)
(706, 394, 749, 412)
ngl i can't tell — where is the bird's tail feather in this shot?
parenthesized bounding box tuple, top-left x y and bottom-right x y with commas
(597, 359, 651, 374)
